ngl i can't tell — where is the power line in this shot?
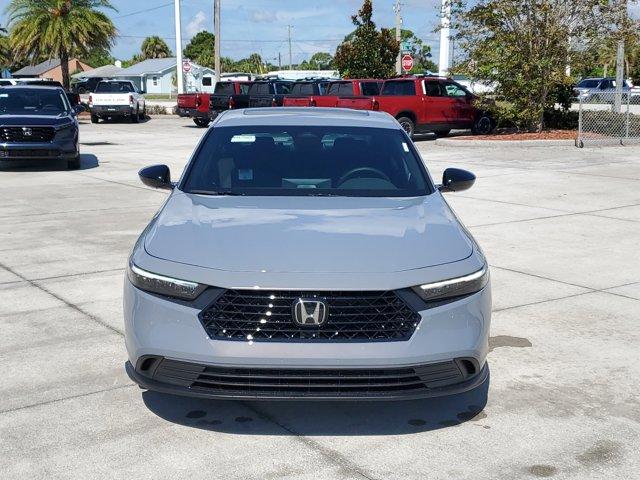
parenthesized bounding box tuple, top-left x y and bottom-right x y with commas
(117, 35, 343, 43)
(113, 2, 174, 20)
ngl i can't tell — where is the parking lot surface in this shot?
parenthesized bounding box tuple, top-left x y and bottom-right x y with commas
(1, 117, 639, 479)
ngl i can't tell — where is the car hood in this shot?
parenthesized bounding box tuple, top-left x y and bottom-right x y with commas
(144, 192, 474, 274)
(0, 114, 73, 126)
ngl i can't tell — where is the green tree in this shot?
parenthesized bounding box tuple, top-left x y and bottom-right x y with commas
(400, 30, 437, 73)
(84, 45, 114, 68)
(0, 33, 9, 67)
(308, 52, 334, 70)
(140, 36, 172, 59)
(6, 0, 117, 90)
(334, 0, 398, 78)
(183, 30, 215, 68)
(449, 0, 627, 131)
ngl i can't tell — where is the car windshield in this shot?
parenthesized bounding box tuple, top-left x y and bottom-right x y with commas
(95, 82, 134, 93)
(577, 79, 600, 88)
(0, 88, 69, 115)
(183, 126, 432, 197)
(215, 82, 235, 94)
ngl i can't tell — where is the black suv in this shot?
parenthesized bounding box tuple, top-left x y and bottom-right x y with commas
(0, 86, 81, 169)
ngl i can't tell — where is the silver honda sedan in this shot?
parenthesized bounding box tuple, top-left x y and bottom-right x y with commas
(124, 107, 491, 400)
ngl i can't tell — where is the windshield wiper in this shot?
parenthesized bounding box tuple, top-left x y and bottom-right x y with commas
(189, 189, 245, 196)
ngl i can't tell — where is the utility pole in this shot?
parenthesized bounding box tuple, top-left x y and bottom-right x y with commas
(288, 25, 293, 70)
(278, 52, 282, 69)
(214, 0, 221, 83)
(614, 0, 628, 113)
(614, 39, 624, 113)
(394, 1, 402, 75)
(174, 0, 184, 94)
(438, 0, 451, 77)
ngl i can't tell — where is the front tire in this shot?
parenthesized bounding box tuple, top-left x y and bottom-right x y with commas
(396, 116, 415, 137)
(193, 118, 210, 128)
(67, 155, 81, 170)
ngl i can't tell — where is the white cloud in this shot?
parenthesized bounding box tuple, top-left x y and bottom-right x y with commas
(186, 10, 208, 37)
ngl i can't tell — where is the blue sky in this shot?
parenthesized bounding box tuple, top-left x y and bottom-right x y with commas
(1, 0, 444, 64)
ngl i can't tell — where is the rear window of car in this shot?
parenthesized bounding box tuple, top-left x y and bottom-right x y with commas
(381, 81, 416, 96)
(214, 82, 235, 94)
(95, 82, 134, 93)
(249, 83, 271, 95)
(182, 125, 431, 197)
(327, 82, 354, 96)
(291, 83, 316, 96)
(276, 83, 292, 94)
(577, 79, 600, 88)
(361, 82, 381, 95)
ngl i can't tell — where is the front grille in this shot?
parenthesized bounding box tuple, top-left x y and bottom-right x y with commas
(0, 148, 59, 158)
(150, 358, 469, 398)
(200, 290, 421, 342)
(0, 126, 55, 143)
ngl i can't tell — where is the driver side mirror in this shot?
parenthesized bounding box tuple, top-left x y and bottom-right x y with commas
(438, 168, 475, 192)
(73, 104, 86, 114)
(139, 164, 174, 190)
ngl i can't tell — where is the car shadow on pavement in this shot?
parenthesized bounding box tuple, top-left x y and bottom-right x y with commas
(141, 369, 489, 435)
(0, 153, 99, 171)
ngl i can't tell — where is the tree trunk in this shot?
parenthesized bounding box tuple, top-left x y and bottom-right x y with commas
(60, 50, 70, 91)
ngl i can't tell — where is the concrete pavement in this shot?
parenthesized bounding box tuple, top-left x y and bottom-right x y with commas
(0, 117, 639, 479)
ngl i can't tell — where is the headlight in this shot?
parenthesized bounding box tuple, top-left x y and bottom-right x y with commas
(127, 262, 206, 300)
(412, 265, 489, 302)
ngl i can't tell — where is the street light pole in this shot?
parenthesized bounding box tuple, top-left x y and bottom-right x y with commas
(214, 0, 221, 83)
(438, 0, 451, 77)
(394, 1, 402, 75)
(174, 0, 184, 94)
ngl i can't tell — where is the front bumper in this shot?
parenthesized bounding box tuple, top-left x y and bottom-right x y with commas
(0, 140, 78, 161)
(124, 275, 491, 399)
(126, 357, 489, 401)
(91, 105, 135, 117)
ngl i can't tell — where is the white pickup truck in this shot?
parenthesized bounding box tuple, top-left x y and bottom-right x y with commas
(89, 80, 146, 123)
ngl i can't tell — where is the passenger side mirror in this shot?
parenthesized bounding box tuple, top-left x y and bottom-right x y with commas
(73, 104, 85, 114)
(139, 164, 174, 190)
(439, 168, 475, 192)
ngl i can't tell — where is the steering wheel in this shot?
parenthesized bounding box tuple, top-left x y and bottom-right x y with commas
(338, 167, 391, 186)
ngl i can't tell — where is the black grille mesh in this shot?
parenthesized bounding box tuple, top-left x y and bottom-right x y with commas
(152, 358, 467, 398)
(0, 127, 55, 142)
(200, 289, 421, 342)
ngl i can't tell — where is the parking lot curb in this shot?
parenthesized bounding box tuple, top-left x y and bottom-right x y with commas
(434, 138, 577, 147)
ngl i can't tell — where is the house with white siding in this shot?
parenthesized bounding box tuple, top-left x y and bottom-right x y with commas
(113, 58, 215, 94)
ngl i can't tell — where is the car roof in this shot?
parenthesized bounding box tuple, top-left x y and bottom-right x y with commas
(0, 84, 65, 90)
(214, 107, 400, 130)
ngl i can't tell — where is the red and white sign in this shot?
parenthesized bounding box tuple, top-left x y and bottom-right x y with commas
(401, 54, 414, 72)
(182, 60, 192, 73)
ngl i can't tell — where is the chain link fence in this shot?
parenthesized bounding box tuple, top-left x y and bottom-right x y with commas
(576, 91, 640, 147)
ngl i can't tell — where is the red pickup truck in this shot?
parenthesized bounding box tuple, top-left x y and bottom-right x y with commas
(283, 79, 382, 108)
(337, 76, 494, 137)
(176, 92, 212, 127)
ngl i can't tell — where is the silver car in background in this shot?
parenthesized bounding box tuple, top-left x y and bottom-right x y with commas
(124, 108, 491, 400)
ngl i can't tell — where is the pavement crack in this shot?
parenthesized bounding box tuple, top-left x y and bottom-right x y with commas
(240, 401, 379, 480)
(0, 384, 135, 415)
(0, 261, 124, 336)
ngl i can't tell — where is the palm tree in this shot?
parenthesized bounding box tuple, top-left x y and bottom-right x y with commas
(141, 36, 172, 60)
(6, 0, 117, 90)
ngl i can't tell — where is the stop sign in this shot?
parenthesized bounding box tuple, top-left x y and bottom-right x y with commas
(182, 61, 191, 73)
(401, 54, 414, 72)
